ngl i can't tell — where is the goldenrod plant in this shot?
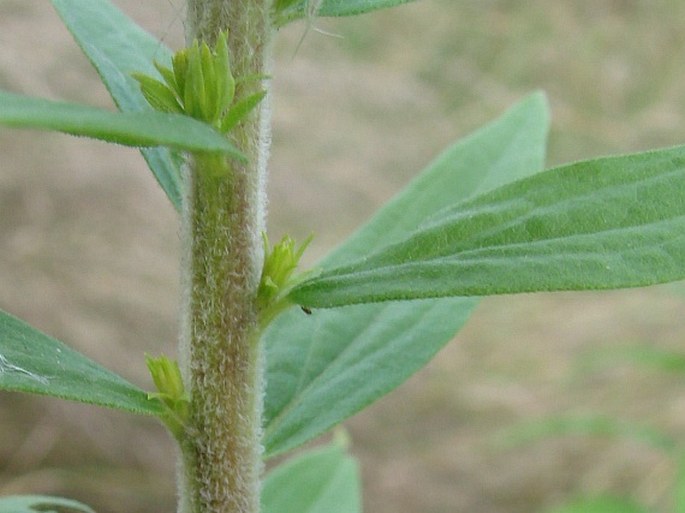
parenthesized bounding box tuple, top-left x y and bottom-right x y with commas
(1, 1, 685, 512)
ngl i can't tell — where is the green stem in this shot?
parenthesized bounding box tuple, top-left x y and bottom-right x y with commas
(179, 2, 272, 513)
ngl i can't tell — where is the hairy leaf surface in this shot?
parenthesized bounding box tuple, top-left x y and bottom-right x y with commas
(263, 93, 549, 456)
(0, 90, 243, 157)
(0, 309, 162, 415)
(290, 145, 685, 307)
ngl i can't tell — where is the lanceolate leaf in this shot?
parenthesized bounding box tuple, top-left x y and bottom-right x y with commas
(261, 439, 361, 513)
(0, 90, 243, 157)
(262, 92, 549, 457)
(0, 496, 96, 513)
(0, 309, 162, 416)
(51, 0, 183, 211)
(290, 145, 685, 308)
(274, 0, 416, 26)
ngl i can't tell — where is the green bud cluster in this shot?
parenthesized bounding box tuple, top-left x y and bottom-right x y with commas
(132, 31, 265, 133)
(257, 233, 314, 326)
(146, 354, 190, 440)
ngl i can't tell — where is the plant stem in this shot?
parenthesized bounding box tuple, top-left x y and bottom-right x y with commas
(179, 2, 272, 513)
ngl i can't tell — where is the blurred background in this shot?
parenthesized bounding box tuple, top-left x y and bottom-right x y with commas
(2, 1, 685, 512)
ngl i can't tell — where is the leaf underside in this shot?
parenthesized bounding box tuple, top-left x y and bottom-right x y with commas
(262, 92, 550, 457)
(261, 441, 361, 513)
(51, 0, 184, 210)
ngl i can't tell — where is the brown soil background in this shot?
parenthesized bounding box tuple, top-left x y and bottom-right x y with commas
(2, 1, 685, 512)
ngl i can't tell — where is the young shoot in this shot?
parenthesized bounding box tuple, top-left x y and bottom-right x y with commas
(132, 31, 265, 134)
(146, 354, 190, 441)
(257, 233, 315, 328)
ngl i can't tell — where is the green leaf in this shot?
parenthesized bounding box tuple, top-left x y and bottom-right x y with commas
(0, 308, 162, 416)
(675, 452, 685, 513)
(274, 0, 416, 25)
(290, 144, 685, 308)
(131, 72, 184, 114)
(0, 495, 96, 513)
(262, 92, 549, 457)
(261, 439, 361, 513)
(543, 496, 653, 513)
(579, 345, 685, 376)
(317, 0, 416, 16)
(221, 91, 267, 134)
(500, 415, 676, 453)
(0, 90, 243, 157)
(51, 0, 183, 211)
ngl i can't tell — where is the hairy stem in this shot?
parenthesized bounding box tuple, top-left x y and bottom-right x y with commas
(179, 2, 272, 513)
